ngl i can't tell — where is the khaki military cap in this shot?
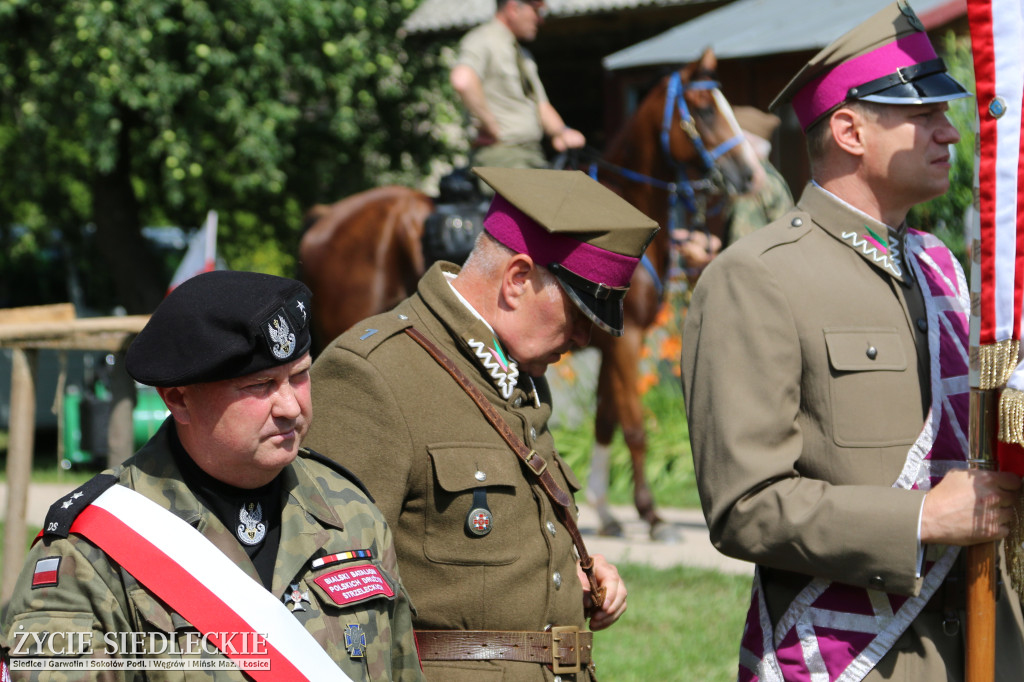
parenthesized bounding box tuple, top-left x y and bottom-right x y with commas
(733, 106, 782, 141)
(771, 0, 970, 130)
(473, 167, 659, 336)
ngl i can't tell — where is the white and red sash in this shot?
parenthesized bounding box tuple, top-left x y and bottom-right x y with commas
(66, 484, 354, 682)
(739, 230, 970, 682)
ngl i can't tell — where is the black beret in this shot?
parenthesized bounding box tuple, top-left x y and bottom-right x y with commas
(126, 271, 312, 387)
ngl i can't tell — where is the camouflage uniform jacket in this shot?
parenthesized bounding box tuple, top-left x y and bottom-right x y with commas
(305, 262, 593, 682)
(1, 419, 424, 682)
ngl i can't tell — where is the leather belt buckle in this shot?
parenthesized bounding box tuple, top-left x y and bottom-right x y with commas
(525, 450, 547, 475)
(551, 625, 581, 674)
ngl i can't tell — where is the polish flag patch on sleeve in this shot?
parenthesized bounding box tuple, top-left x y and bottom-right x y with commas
(31, 556, 61, 589)
(314, 565, 394, 606)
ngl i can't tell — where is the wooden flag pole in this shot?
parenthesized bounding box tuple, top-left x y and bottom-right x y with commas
(966, 389, 998, 682)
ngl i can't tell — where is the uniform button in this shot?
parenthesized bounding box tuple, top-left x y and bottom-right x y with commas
(530, 427, 537, 440)
(868, 576, 886, 590)
(917, 318, 928, 332)
(474, 470, 486, 482)
(513, 397, 523, 408)
(554, 677, 563, 682)
(546, 521, 557, 536)
(866, 346, 878, 360)
(397, 314, 408, 320)
(553, 571, 562, 589)
(791, 217, 803, 227)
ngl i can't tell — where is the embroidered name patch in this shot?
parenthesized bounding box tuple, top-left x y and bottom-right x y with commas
(32, 556, 61, 589)
(314, 565, 394, 606)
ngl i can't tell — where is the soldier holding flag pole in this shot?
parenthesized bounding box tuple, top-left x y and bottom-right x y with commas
(965, 0, 1024, 678)
(682, 1, 1024, 679)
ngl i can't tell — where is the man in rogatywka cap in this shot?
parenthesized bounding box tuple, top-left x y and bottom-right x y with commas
(682, 1, 1024, 680)
(305, 167, 655, 680)
(0, 271, 424, 681)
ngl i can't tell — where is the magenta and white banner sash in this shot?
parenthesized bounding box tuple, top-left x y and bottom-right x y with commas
(738, 231, 970, 682)
(70, 484, 354, 682)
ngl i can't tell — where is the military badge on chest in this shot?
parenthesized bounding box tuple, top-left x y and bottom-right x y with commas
(284, 583, 311, 612)
(237, 501, 266, 545)
(465, 485, 493, 537)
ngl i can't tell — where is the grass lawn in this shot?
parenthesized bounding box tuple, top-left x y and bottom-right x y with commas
(594, 563, 749, 681)
(552, 376, 701, 510)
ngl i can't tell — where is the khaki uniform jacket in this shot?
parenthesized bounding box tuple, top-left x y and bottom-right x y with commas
(682, 183, 1024, 679)
(456, 18, 548, 147)
(305, 262, 591, 682)
(1, 420, 423, 682)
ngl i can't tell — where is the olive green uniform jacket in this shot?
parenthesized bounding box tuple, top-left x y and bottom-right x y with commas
(681, 183, 1024, 679)
(305, 262, 591, 682)
(1, 420, 423, 682)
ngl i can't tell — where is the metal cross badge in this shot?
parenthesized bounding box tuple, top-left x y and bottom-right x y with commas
(284, 583, 310, 612)
(467, 508, 493, 536)
(344, 624, 367, 658)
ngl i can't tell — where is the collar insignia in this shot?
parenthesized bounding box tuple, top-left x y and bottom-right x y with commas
(842, 227, 903, 279)
(467, 337, 519, 398)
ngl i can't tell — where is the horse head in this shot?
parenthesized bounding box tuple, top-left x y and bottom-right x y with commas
(625, 47, 760, 283)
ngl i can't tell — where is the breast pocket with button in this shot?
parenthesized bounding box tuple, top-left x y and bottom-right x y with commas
(824, 327, 918, 447)
(425, 445, 523, 565)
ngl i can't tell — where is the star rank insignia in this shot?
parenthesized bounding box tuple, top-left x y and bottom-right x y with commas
(284, 583, 310, 612)
(344, 624, 367, 658)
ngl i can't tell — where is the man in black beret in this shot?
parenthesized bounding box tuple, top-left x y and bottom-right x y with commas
(1, 271, 424, 681)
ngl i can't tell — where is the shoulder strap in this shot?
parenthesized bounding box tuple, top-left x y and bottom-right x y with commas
(403, 326, 606, 608)
(69, 485, 354, 682)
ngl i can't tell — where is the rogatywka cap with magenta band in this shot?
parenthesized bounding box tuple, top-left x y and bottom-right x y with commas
(770, 0, 970, 131)
(473, 167, 659, 337)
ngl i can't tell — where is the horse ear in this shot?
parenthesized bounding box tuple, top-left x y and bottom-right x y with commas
(699, 47, 717, 74)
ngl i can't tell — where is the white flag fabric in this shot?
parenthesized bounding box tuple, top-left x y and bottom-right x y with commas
(167, 210, 218, 294)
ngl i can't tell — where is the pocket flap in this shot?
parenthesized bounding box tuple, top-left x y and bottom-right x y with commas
(428, 445, 521, 493)
(824, 328, 907, 372)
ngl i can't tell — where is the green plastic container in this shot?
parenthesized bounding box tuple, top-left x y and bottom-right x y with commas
(61, 385, 170, 469)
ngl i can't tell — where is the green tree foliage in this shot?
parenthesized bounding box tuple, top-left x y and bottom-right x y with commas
(0, 0, 460, 312)
(908, 31, 975, 270)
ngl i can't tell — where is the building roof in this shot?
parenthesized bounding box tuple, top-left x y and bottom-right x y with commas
(603, 0, 966, 69)
(403, 0, 704, 35)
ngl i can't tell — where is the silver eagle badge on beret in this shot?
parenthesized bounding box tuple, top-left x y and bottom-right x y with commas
(267, 312, 296, 360)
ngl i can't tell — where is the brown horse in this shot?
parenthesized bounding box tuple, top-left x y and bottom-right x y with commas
(298, 47, 757, 540)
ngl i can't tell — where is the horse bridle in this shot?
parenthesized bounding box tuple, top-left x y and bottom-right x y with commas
(660, 72, 744, 220)
(578, 72, 746, 295)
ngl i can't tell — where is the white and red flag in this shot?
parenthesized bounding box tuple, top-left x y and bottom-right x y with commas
(167, 210, 218, 294)
(967, 0, 1024, 464)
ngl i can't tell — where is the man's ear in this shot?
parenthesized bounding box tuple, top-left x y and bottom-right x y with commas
(500, 253, 536, 311)
(156, 386, 191, 425)
(830, 107, 865, 157)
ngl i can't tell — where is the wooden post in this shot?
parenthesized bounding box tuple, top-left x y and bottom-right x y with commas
(2, 348, 36, 602)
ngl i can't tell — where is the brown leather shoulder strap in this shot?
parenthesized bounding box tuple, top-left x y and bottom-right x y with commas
(403, 326, 605, 608)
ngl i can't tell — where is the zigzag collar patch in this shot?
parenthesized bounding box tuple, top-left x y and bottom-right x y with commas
(841, 224, 904, 281)
(466, 336, 519, 399)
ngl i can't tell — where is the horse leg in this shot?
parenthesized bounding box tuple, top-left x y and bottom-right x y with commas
(587, 356, 624, 537)
(605, 327, 681, 543)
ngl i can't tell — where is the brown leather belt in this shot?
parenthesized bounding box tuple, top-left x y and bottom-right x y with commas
(415, 628, 592, 674)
